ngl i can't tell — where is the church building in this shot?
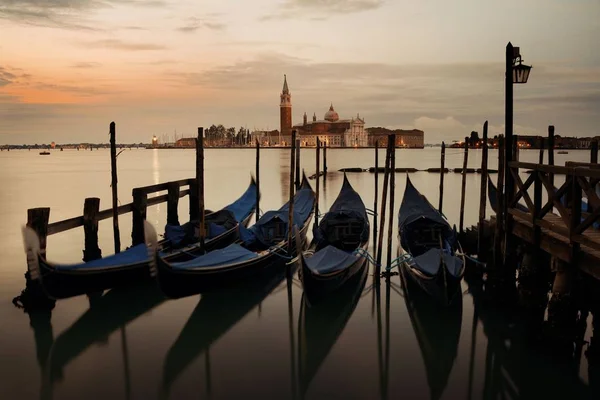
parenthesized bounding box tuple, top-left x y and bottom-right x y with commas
(279, 75, 367, 147)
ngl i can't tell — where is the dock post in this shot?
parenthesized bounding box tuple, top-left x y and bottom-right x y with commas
(439, 142, 445, 213)
(131, 189, 147, 246)
(197, 127, 205, 252)
(478, 122, 489, 259)
(166, 182, 180, 226)
(386, 134, 396, 269)
(27, 208, 50, 259)
(538, 136, 544, 164)
(315, 138, 320, 229)
(82, 198, 102, 262)
(373, 140, 379, 258)
(256, 139, 260, 222)
(591, 140, 598, 164)
(459, 136, 469, 233)
(375, 139, 392, 280)
(109, 122, 121, 254)
(547, 256, 578, 355)
(323, 141, 328, 178)
(494, 136, 505, 267)
(287, 130, 297, 254)
(548, 125, 555, 188)
(295, 139, 301, 191)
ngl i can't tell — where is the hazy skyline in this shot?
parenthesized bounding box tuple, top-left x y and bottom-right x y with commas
(1, 0, 599, 144)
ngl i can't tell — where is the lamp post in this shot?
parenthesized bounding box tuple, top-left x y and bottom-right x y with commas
(503, 41, 532, 265)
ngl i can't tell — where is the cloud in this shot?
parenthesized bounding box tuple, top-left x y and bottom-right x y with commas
(0, 0, 165, 30)
(71, 62, 102, 69)
(176, 16, 225, 33)
(261, 0, 384, 20)
(83, 39, 167, 51)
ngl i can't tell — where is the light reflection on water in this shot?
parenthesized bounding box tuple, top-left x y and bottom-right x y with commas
(0, 148, 596, 399)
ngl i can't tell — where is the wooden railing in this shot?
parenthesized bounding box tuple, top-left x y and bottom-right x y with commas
(506, 161, 600, 254)
(26, 178, 197, 259)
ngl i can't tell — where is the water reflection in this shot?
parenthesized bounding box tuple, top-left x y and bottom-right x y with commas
(160, 260, 294, 399)
(400, 268, 463, 400)
(297, 263, 368, 398)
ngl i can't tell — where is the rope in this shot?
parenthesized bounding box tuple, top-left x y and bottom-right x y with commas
(456, 252, 488, 268)
(385, 254, 413, 271)
(267, 245, 293, 260)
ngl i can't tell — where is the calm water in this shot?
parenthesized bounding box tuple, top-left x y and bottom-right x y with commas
(0, 147, 596, 399)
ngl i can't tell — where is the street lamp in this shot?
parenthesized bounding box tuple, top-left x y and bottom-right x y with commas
(503, 41, 532, 266)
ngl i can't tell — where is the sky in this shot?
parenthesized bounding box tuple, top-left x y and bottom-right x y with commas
(0, 0, 599, 144)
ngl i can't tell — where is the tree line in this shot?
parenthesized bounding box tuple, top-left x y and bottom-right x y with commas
(204, 125, 252, 146)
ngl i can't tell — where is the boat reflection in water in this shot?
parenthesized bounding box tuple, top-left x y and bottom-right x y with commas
(400, 265, 463, 400)
(297, 261, 368, 399)
(160, 258, 295, 399)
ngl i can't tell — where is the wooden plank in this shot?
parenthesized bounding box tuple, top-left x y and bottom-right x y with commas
(135, 178, 192, 195)
(573, 234, 600, 252)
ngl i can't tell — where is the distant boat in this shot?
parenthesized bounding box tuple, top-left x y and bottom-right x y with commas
(39, 151, 50, 155)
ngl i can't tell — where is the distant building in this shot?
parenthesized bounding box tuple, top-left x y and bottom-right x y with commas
(152, 136, 158, 148)
(50, 141, 56, 149)
(175, 137, 196, 148)
(367, 128, 425, 148)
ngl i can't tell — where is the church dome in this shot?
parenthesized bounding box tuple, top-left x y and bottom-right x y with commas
(324, 104, 339, 122)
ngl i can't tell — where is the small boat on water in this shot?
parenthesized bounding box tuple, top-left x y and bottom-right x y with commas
(22, 178, 258, 300)
(299, 174, 370, 301)
(154, 174, 315, 298)
(397, 177, 465, 305)
(39, 151, 50, 155)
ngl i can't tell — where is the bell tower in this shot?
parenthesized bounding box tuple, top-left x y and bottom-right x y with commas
(280, 74, 292, 138)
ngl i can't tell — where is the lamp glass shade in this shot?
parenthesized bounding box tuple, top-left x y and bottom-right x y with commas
(513, 63, 532, 84)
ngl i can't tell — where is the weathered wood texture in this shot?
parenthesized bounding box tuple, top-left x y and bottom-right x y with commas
(110, 121, 121, 254)
(83, 197, 102, 262)
(459, 137, 469, 233)
(27, 208, 50, 256)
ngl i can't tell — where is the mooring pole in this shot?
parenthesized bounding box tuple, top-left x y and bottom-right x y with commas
(256, 139, 261, 222)
(109, 122, 121, 254)
(295, 139, 301, 191)
(197, 127, 205, 252)
(460, 136, 469, 233)
(591, 140, 598, 164)
(83, 198, 102, 262)
(538, 136, 544, 164)
(315, 138, 320, 229)
(386, 134, 396, 270)
(323, 141, 328, 178)
(375, 139, 392, 280)
(374, 140, 379, 258)
(478, 122, 489, 259)
(439, 142, 445, 213)
(287, 130, 297, 254)
(494, 135, 505, 266)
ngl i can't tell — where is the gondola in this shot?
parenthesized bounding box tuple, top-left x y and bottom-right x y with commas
(154, 174, 315, 298)
(399, 264, 462, 400)
(297, 259, 367, 398)
(299, 174, 369, 301)
(397, 176, 465, 306)
(161, 259, 293, 398)
(22, 177, 258, 300)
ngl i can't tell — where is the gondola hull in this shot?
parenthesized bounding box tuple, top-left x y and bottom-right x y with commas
(299, 241, 369, 303)
(397, 241, 464, 306)
(33, 212, 254, 300)
(156, 213, 313, 298)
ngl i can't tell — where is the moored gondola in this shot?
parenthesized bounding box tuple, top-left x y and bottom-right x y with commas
(299, 174, 369, 302)
(397, 176, 465, 306)
(22, 177, 258, 300)
(154, 174, 315, 298)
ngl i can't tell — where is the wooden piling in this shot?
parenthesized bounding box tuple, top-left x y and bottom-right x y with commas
(538, 136, 544, 164)
(375, 140, 392, 278)
(386, 135, 396, 269)
(548, 126, 555, 188)
(109, 122, 121, 254)
(288, 130, 297, 253)
(295, 139, 301, 191)
(256, 139, 260, 223)
(459, 137, 469, 233)
(373, 140, 379, 257)
(166, 182, 180, 226)
(591, 140, 598, 164)
(27, 208, 50, 257)
(478, 122, 488, 258)
(131, 189, 147, 246)
(439, 142, 445, 213)
(494, 136, 505, 264)
(197, 127, 205, 252)
(315, 138, 320, 229)
(82, 197, 102, 262)
(323, 141, 328, 178)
